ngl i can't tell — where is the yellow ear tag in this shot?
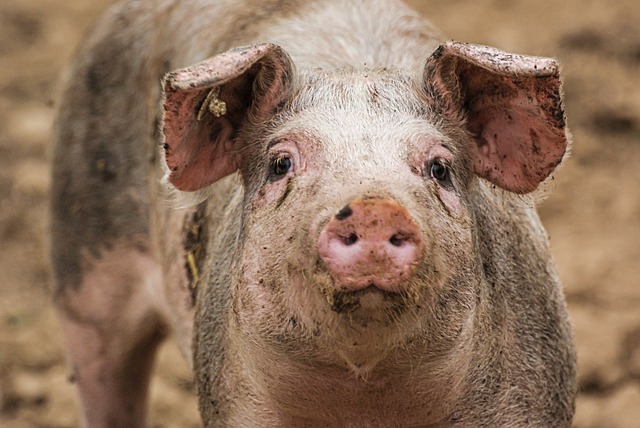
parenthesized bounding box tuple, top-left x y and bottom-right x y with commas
(197, 86, 227, 121)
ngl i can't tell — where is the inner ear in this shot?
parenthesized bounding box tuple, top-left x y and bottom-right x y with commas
(161, 44, 294, 192)
(218, 60, 284, 130)
(461, 63, 567, 193)
(217, 71, 255, 131)
(424, 42, 568, 194)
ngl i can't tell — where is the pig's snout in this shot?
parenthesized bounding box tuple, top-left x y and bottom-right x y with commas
(318, 198, 424, 293)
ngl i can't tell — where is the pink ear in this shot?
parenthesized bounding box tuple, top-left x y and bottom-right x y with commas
(162, 44, 294, 191)
(424, 42, 568, 194)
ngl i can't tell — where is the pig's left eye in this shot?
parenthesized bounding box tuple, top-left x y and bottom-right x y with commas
(429, 159, 453, 188)
(270, 155, 293, 178)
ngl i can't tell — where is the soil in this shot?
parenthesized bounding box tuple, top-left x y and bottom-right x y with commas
(1, 0, 639, 426)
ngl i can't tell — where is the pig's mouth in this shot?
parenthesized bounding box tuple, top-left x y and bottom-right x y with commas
(329, 284, 410, 315)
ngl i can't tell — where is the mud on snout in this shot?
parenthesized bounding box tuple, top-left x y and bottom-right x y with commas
(309, 194, 441, 325)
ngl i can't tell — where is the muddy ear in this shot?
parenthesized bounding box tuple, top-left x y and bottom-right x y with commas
(162, 43, 294, 191)
(424, 42, 568, 193)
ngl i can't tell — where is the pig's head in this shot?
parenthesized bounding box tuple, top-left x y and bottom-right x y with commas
(162, 42, 567, 373)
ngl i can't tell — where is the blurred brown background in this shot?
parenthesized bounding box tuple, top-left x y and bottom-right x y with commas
(1, 0, 639, 426)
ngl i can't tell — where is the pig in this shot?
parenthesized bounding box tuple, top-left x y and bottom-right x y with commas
(50, 0, 576, 426)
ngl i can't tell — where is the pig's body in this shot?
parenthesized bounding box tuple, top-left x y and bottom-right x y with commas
(51, 0, 576, 426)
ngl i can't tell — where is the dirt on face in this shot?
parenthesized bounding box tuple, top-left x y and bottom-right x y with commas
(1, 0, 638, 426)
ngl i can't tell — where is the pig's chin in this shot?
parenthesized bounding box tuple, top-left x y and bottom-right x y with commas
(284, 270, 424, 376)
(289, 267, 421, 335)
(328, 286, 411, 319)
(315, 269, 418, 321)
(323, 286, 418, 377)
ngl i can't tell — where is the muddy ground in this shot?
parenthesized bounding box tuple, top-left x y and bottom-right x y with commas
(1, 0, 639, 426)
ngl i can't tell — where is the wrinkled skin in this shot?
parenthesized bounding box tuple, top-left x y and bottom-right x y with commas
(51, 0, 576, 427)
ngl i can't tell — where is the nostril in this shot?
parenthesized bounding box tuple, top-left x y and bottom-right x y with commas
(341, 233, 358, 246)
(389, 234, 405, 247)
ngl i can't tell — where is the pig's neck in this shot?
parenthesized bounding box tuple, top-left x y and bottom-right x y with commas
(224, 332, 468, 426)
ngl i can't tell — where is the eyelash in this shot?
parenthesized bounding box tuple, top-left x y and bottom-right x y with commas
(269, 154, 293, 180)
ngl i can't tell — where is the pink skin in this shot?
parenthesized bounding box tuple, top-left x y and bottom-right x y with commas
(318, 197, 425, 293)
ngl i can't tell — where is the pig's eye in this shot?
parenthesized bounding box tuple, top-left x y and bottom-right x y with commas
(429, 159, 452, 187)
(270, 155, 293, 178)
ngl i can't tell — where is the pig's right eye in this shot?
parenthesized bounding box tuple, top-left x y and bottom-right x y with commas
(270, 155, 293, 178)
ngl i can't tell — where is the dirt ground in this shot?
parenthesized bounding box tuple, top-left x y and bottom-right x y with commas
(1, 0, 639, 426)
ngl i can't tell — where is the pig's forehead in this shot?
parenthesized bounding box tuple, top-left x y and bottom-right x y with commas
(290, 68, 428, 116)
(275, 68, 447, 144)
